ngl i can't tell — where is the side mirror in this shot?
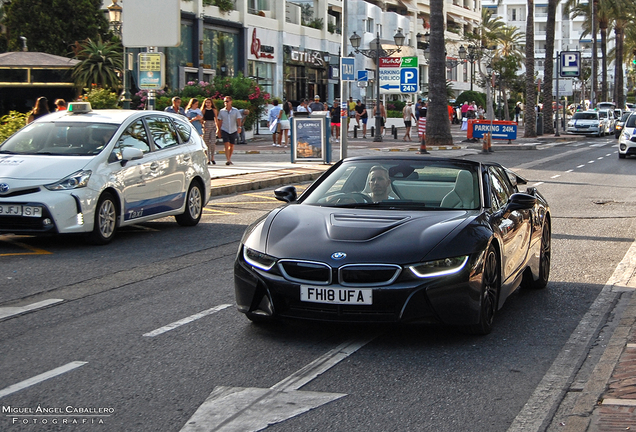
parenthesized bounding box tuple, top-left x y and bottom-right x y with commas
(275, 185, 297, 203)
(119, 147, 144, 166)
(506, 193, 536, 212)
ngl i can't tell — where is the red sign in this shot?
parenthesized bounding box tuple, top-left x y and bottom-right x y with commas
(250, 28, 274, 59)
(379, 57, 401, 67)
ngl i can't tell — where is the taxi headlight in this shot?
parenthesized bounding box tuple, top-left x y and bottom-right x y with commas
(45, 170, 92, 190)
(409, 256, 469, 278)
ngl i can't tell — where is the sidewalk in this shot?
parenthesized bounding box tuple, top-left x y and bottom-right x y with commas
(208, 123, 583, 197)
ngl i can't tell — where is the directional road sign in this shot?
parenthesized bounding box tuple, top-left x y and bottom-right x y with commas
(357, 70, 368, 82)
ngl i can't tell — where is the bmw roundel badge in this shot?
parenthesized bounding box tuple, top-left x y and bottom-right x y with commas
(0, 183, 9, 193)
(331, 252, 347, 260)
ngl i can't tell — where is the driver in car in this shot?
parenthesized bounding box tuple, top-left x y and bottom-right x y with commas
(366, 165, 395, 202)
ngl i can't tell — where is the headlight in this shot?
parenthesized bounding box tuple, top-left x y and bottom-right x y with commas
(408, 256, 469, 278)
(567, 122, 574, 127)
(44, 170, 92, 190)
(243, 246, 277, 270)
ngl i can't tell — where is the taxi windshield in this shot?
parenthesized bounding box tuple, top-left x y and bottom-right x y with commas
(0, 122, 119, 156)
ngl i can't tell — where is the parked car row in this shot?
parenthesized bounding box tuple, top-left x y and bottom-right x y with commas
(618, 111, 636, 159)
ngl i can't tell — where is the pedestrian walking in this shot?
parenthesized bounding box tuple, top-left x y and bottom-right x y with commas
(329, 100, 341, 142)
(26, 96, 50, 124)
(355, 100, 368, 138)
(164, 96, 186, 116)
(55, 99, 67, 111)
(402, 101, 416, 141)
(417, 102, 429, 154)
(279, 103, 291, 147)
(268, 100, 282, 147)
(308, 95, 324, 112)
(201, 97, 218, 165)
(185, 98, 203, 136)
(238, 108, 250, 144)
(217, 96, 242, 166)
(372, 101, 387, 136)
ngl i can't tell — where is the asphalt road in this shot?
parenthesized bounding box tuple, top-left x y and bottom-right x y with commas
(1, 135, 635, 431)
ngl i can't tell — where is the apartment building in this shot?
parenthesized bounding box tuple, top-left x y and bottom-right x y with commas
(483, 0, 615, 96)
(105, 0, 483, 103)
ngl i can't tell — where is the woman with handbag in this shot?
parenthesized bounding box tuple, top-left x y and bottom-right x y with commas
(201, 98, 219, 165)
(279, 102, 292, 147)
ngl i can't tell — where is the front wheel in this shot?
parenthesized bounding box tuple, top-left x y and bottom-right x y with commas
(461, 244, 499, 335)
(87, 192, 117, 245)
(175, 181, 203, 226)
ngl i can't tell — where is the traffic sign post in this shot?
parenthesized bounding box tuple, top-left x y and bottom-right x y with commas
(357, 70, 368, 82)
(379, 57, 418, 94)
(400, 67, 418, 93)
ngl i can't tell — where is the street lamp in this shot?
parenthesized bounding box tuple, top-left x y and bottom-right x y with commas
(107, 0, 130, 109)
(350, 29, 404, 142)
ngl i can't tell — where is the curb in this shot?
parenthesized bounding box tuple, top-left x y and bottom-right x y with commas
(209, 167, 329, 197)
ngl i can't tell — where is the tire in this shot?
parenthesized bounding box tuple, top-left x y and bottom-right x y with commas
(461, 244, 499, 335)
(87, 192, 117, 245)
(175, 181, 203, 226)
(523, 221, 551, 289)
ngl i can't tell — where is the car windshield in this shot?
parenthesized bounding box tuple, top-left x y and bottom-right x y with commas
(598, 111, 608, 119)
(625, 115, 636, 128)
(573, 112, 598, 120)
(0, 122, 119, 156)
(621, 112, 631, 122)
(303, 160, 480, 210)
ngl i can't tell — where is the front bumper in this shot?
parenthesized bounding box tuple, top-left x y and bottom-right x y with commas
(0, 188, 98, 235)
(234, 248, 484, 326)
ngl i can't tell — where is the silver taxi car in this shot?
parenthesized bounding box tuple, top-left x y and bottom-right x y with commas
(0, 102, 211, 244)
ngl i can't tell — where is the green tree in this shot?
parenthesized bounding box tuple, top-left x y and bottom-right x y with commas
(2, 0, 109, 57)
(71, 37, 122, 90)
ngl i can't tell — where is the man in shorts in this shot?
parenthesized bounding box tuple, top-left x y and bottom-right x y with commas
(217, 96, 242, 165)
(355, 100, 368, 138)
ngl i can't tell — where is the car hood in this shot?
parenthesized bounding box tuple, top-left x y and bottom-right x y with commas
(256, 205, 481, 264)
(0, 155, 92, 182)
(570, 119, 599, 124)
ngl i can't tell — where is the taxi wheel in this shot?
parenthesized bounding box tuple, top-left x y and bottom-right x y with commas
(87, 192, 117, 245)
(176, 181, 203, 226)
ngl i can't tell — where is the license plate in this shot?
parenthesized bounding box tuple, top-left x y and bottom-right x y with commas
(300, 285, 372, 305)
(0, 204, 42, 217)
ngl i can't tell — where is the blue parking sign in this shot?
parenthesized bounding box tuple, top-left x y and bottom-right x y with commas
(400, 67, 418, 93)
(560, 51, 580, 77)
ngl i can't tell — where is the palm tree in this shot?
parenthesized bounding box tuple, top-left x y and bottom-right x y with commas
(541, 0, 558, 134)
(607, 0, 633, 108)
(426, 0, 452, 146)
(524, 0, 536, 137)
(72, 37, 122, 90)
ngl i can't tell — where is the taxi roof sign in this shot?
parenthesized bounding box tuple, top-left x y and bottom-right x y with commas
(67, 102, 92, 114)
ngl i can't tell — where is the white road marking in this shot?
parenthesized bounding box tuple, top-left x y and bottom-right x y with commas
(532, 182, 544, 187)
(577, 164, 585, 168)
(143, 304, 232, 337)
(550, 175, 561, 179)
(180, 335, 376, 432)
(566, 169, 573, 173)
(507, 238, 636, 432)
(0, 299, 64, 320)
(0, 361, 87, 399)
(588, 160, 595, 164)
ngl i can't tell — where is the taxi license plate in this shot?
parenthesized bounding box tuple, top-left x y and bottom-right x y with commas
(300, 286, 372, 305)
(0, 204, 42, 217)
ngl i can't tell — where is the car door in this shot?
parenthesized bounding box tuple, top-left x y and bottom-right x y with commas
(488, 166, 532, 284)
(109, 118, 157, 222)
(144, 115, 188, 213)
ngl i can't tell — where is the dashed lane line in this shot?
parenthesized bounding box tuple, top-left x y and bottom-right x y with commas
(0, 299, 64, 320)
(143, 304, 232, 337)
(0, 361, 87, 399)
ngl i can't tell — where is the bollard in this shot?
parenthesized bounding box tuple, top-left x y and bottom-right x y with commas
(393, 126, 398, 139)
(353, 125, 358, 138)
(370, 126, 375, 137)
